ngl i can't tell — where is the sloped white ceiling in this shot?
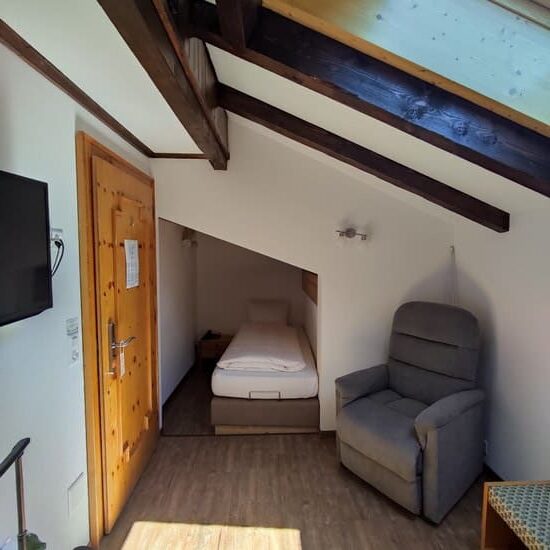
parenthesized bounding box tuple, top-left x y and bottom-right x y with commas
(208, 45, 543, 215)
(1, 0, 201, 154)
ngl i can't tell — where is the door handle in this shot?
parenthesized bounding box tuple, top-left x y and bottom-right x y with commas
(112, 336, 136, 351)
(107, 321, 136, 376)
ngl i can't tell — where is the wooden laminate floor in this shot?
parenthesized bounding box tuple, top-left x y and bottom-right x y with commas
(162, 364, 214, 436)
(99, 433, 483, 550)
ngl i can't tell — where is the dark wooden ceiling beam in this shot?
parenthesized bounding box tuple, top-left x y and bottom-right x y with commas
(189, 0, 550, 195)
(153, 0, 229, 161)
(98, 0, 229, 169)
(218, 85, 510, 233)
(216, 0, 262, 49)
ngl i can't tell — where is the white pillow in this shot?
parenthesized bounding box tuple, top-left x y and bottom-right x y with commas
(247, 300, 289, 325)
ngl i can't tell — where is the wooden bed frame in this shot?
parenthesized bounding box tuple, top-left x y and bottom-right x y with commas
(211, 396, 320, 435)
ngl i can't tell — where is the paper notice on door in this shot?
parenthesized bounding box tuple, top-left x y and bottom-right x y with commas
(124, 239, 139, 289)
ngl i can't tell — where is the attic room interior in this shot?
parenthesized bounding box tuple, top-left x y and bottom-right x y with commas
(0, 0, 548, 548)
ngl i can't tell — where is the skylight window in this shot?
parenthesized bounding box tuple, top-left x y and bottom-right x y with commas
(265, 0, 550, 134)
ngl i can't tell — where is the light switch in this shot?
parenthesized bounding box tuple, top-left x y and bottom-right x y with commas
(66, 317, 80, 366)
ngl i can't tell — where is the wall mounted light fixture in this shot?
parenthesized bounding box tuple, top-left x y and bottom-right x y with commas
(336, 228, 368, 241)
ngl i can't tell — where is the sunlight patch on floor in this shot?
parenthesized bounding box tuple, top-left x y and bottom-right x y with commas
(121, 521, 302, 549)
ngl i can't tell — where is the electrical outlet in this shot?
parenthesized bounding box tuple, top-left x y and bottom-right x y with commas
(483, 439, 489, 457)
(50, 227, 63, 242)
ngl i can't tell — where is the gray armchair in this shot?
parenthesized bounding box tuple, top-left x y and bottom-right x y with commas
(335, 301, 483, 524)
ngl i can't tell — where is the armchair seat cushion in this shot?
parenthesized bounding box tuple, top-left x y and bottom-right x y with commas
(368, 389, 428, 418)
(368, 389, 401, 405)
(387, 397, 428, 418)
(337, 397, 422, 482)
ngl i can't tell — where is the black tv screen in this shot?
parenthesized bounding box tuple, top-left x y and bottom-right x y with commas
(0, 170, 53, 326)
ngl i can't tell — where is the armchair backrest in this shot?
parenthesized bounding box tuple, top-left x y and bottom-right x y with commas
(388, 301, 480, 404)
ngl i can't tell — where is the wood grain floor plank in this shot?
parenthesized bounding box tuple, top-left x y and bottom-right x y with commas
(162, 365, 214, 436)
(100, 434, 482, 549)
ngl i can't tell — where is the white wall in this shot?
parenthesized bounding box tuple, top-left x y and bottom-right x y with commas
(454, 209, 550, 480)
(0, 44, 150, 549)
(2, 0, 200, 153)
(195, 232, 304, 336)
(158, 219, 197, 405)
(304, 294, 318, 358)
(153, 117, 454, 430)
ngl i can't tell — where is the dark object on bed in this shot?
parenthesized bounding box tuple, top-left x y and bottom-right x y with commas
(211, 397, 319, 435)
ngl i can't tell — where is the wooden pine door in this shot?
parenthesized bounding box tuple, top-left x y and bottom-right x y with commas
(92, 156, 159, 532)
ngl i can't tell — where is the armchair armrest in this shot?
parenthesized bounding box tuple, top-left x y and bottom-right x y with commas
(335, 364, 388, 411)
(415, 389, 484, 448)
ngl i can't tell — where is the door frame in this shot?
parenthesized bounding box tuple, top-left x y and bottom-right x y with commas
(76, 132, 158, 547)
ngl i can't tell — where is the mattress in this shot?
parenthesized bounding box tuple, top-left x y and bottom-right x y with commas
(212, 327, 318, 399)
(217, 322, 305, 372)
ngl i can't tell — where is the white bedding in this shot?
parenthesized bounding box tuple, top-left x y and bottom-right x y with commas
(217, 322, 306, 372)
(212, 328, 318, 399)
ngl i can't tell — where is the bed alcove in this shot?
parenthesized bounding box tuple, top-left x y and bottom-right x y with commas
(158, 218, 320, 436)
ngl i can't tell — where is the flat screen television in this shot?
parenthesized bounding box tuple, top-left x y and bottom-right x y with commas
(0, 170, 53, 326)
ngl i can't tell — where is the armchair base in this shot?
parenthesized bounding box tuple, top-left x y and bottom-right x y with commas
(339, 439, 421, 515)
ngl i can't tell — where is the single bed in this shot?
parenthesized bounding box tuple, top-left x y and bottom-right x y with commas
(211, 327, 318, 399)
(210, 301, 320, 435)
